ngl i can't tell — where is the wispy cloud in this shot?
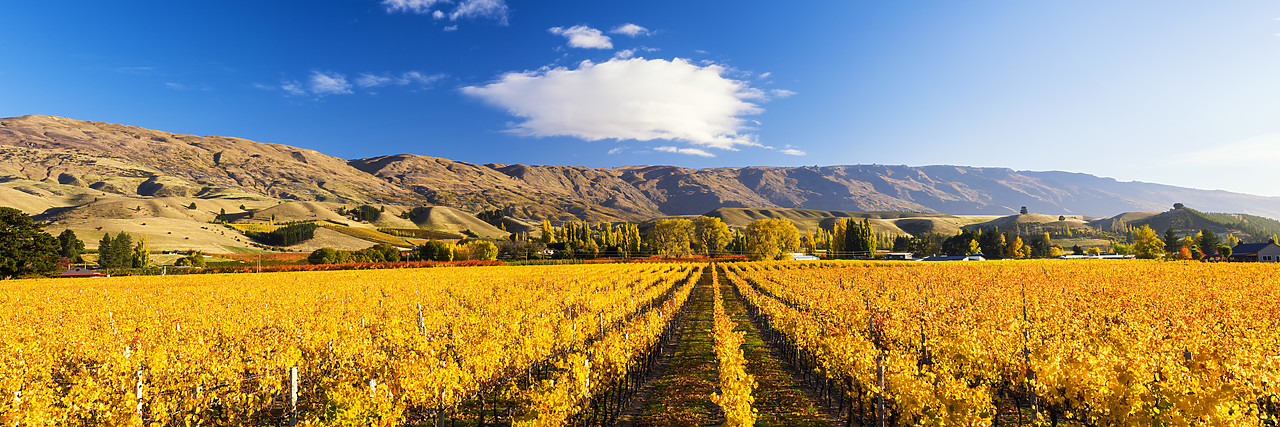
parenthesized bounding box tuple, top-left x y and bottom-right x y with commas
(462, 58, 768, 152)
(381, 0, 509, 26)
(356, 71, 444, 88)
(451, 0, 508, 24)
(281, 80, 307, 96)
(607, 146, 628, 155)
(778, 148, 806, 156)
(309, 71, 353, 96)
(770, 89, 796, 98)
(381, 0, 448, 14)
(610, 23, 650, 37)
(549, 25, 612, 49)
(656, 146, 714, 157)
(614, 49, 635, 59)
(274, 70, 442, 97)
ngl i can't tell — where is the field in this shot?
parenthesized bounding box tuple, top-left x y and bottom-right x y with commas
(2, 261, 1278, 425)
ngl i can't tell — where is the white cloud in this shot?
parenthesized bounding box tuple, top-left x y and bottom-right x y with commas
(610, 23, 650, 37)
(443, 25, 458, 31)
(548, 25, 612, 49)
(778, 148, 806, 156)
(356, 74, 392, 88)
(462, 58, 766, 150)
(281, 80, 307, 96)
(771, 89, 796, 98)
(450, 0, 508, 24)
(758, 72, 771, 79)
(383, 0, 509, 25)
(309, 71, 353, 96)
(357, 71, 444, 88)
(656, 146, 714, 157)
(607, 146, 626, 155)
(164, 82, 186, 90)
(614, 49, 635, 59)
(381, 0, 448, 14)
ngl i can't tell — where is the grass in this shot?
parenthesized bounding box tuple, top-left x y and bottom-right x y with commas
(320, 223, 414, 247)
(717, 271, 829, 426)
(634, 269, 719, 427)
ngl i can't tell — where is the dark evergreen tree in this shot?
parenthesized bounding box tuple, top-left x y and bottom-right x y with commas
(0, 207, 60, 278)
(1164, 228, 1180, 253)
(57, 229, 85, 262)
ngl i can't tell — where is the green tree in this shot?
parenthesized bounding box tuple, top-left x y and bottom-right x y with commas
(368, 243, 401, 262)
(187, 202, 197, 210)
(57, 229, 85, 262)
(0, 207, 60, 278)
(745, 218, 800, 261)
(132, 238, 150, 268)
(1217, 244, 1232, 259)
(647, 218, 694, 257)
(110, 232, 133, 269)
(98, 233, 114, 267)
(978, 229, 1005, 259)
(308, 247, 343, 265)
(1164, 227, 1179, 253)
(1197, 229, 1219, 255)
(692, 216, 730, 256)
(1133, 225, 1165, 260)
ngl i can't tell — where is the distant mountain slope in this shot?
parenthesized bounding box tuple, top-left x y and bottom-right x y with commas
(4, 115, 1280, 224)
(0, 115, 418, 204)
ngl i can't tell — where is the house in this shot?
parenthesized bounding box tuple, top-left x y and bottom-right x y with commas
(1229, 241, 1280, 263)
(786, 253, 820, 261)
(57, 267, 110, 278)
(882, 252, 914, 260)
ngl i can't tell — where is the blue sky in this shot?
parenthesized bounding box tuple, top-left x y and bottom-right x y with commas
(4, 1, 1280, 196)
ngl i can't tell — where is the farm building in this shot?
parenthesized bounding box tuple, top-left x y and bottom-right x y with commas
(57, 267, 110, 278)
(1229, 241, 1280, 263)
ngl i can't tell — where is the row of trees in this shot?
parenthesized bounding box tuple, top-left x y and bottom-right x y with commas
(307, 240, 501, 265)
(418, 240, 499, 262)
(542, 216, 800, 261)
(243, 222, 319, 246)
(308, 243, 403, 265)
(540, 220, 643, 257)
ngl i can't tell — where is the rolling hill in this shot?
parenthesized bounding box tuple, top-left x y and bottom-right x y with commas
(5, 114, 1280, 252)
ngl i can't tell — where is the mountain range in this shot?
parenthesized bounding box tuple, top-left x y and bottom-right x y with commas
(4, 114, 1280, 225)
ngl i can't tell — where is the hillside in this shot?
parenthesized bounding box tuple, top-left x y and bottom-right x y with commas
(0, 115, 419, 204)
(4, 115, 1280, 246)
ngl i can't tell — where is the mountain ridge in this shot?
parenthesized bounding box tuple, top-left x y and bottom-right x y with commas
(4, 114, 1280, 222)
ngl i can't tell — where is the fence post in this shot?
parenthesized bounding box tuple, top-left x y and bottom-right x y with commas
(290, 366, 299, 426)
(876, 355, 885, 427)
(135, 370, 145, 418)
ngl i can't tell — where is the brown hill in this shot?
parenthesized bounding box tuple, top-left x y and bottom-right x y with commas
(0, 115, 418, 204)
(4, 114, 1280, 232)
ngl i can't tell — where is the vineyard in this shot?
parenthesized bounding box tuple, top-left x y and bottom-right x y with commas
(2, 261, 1278, 425)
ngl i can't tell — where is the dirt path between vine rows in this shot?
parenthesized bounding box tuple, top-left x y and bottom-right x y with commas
(619, 266, 836, 427)
(717, 269, 834, 426)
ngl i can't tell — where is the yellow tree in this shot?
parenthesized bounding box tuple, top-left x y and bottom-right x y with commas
(692, 216, 731, 256)
(745, 218, 800, 261)
(540, 219, 555, 244)
(1004, 236, 1025, 259)
(1131, 225, 1165, 259)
